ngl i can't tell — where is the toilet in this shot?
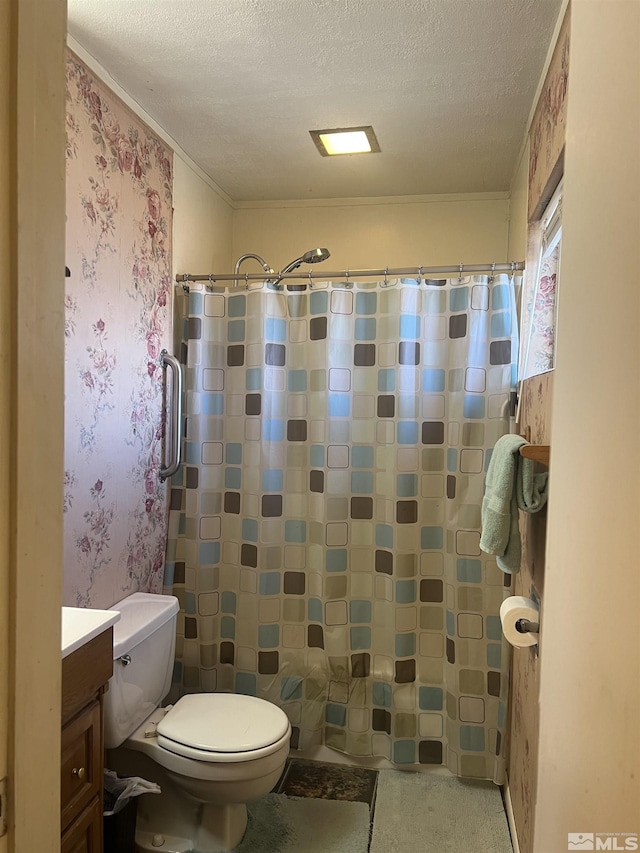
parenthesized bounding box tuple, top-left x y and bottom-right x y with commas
(104, 592, 291, 853)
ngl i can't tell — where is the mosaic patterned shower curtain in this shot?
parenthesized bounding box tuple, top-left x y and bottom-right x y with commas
(165, 274, 518, 783)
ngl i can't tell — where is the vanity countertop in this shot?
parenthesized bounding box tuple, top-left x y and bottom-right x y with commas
(61, 606, 120, 659)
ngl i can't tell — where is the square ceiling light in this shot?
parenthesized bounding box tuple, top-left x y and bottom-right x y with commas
(310, 126, 380, 156)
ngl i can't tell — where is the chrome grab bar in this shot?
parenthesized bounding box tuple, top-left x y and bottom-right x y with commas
(159, 349, 182, 481)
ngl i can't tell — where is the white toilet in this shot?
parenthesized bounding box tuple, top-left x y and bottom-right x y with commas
(104, 592, 291, 853)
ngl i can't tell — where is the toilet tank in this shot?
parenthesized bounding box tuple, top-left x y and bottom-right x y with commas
(104, 592, 180, 750)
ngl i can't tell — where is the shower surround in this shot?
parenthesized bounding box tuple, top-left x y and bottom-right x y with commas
(64, 52, 173, 607)
(166, 274, 517, 781)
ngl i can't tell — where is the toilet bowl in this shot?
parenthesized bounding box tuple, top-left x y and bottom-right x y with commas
(104, 593, 291, 852)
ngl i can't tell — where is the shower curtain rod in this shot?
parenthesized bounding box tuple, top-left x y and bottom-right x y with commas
(175, 261, 525, 286)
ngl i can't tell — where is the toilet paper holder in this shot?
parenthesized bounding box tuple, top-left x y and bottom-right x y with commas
(517, 586, 541, 637)
(515, 618, 540, 634)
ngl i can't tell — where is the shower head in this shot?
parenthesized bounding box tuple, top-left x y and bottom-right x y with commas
(274, 248, 331, 283)
(301, 247, 331, 265)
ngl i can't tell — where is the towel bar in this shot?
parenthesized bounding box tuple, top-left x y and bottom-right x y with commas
(519, 444, 550, 466)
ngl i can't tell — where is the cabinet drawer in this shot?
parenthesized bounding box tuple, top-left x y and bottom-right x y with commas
(61, 795, 102, 853)
(61, 700, 102, 832)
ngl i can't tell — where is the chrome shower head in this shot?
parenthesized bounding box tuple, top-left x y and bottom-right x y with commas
(275, 248, 331, 282)
(302, 247, 331, 265)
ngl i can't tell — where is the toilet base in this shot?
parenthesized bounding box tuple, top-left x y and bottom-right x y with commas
(109, 748, 251, 853)
(135, 829, 191, 853)
(135, 802, 247, 853)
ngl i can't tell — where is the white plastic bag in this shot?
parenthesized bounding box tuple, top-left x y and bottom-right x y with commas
(103, 769, 161, 815)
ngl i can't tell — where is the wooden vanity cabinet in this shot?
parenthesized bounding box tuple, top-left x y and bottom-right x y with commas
(61, 627, 113, 853)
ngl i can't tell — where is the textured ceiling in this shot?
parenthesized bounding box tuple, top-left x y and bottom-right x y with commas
(67, 0, 562, 202)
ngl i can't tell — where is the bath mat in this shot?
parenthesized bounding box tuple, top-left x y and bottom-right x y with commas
(186, 792, 371, 853)
(369, 771, 512, 853)
(279, 758, 377, 806)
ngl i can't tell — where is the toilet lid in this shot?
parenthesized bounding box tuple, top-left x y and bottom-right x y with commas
(157, 693, 290, 754)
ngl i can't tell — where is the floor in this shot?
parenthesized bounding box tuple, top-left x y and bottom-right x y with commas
(275, 758, 378, 809)
(271, 758, 513, 853)
(273, 759, 378, 849)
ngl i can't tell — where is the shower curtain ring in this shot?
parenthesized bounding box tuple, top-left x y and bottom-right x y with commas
(345, 267, 349, 282)
(490, 262, 495, 282)
(417, 265, 423, 285)
(459, 263, 463, 279)
(245, 272, 249, 290)
(308, 269, 313, 288)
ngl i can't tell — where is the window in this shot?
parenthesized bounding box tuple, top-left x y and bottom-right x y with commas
(520, 181, 562, 380)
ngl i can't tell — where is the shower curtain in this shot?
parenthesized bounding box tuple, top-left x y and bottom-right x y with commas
(164, 274, 518, 783)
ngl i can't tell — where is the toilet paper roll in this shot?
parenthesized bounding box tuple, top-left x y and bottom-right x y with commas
(500, 596, 540, 648)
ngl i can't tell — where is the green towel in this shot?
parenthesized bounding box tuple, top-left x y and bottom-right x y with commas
(480, 435, 549, 573)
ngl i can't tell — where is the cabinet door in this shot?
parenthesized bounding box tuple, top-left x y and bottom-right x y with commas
(61, 700, 101, 832)
(61, 796, 102, 853)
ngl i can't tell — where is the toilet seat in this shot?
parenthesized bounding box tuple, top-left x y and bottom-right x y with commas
(156, 693, 291, 763)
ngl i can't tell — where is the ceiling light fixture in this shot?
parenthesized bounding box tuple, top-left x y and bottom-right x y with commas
(310, 126, 381, 157)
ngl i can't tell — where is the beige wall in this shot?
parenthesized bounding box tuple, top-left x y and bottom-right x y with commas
(173, 156, 234, 277)
(0, 4, 11, 844)
(507, 141, 530, 264)
(232, 193, 511, 275)
(4, 0, 67, 849)
(534, 2, 640, 850)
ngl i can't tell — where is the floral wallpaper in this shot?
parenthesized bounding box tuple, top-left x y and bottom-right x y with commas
(64, 51, 173, 608)
(528, 7, 569, 220)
